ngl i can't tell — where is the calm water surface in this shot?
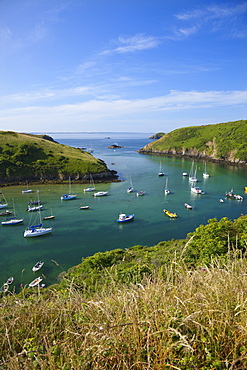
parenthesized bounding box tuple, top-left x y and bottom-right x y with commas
(1, 132, 247, 291)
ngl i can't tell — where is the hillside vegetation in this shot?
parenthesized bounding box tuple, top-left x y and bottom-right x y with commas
(0, 131, 116, 184)
(140, 120, 247, 164)
(1, 215, 247, 369)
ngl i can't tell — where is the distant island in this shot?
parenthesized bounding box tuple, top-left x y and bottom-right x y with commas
(149, 132, 165, 139)
(0, 131, 118, 185)
(139, 120, 247, 165)
(108, 144, 124, 149)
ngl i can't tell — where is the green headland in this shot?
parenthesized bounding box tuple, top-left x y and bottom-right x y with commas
(140, 120, 247, 165)
(0, 131, 117, 185)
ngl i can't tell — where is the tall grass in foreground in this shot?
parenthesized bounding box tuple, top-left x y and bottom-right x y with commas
(0, 257, 247, 369)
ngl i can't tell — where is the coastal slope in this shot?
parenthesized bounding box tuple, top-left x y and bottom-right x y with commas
(139, 120, 247, 165)
(0, 131, 117, 184)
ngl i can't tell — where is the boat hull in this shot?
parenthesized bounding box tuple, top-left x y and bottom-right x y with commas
(24, 227, 52, 238)
(117, 214, 135, 222)
(2, 218, 24, 225)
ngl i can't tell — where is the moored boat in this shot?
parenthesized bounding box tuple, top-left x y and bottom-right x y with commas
(0, 190, 8, 209)
(6, 276, 14, 285)
(84, 174, 95, 192)
(117, 213, 135, 223)
(225, 189, 243, 201)
(191, 186, 205, 194)
(136, 191, 145, 196)
(29, 276, 43, 287)
(22, 181, 32, 193)
(61, 177, 77, 200)
(32, 261, 44, 272)
(0, 210, 12, 216)
(93, 191, 108, 197)
(24, 191, 52, 238)
(2, 199, 24, 225)
(184, 203, 193, 209)
(163, 209, 177, 218)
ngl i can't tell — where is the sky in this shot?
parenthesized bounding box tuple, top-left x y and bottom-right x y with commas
(0, 0, 247, 134)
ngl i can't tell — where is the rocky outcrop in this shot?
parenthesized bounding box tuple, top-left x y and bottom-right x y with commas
(138, 146, 247, 166)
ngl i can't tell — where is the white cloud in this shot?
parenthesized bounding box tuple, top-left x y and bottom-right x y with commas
(102, 34, 160, 54)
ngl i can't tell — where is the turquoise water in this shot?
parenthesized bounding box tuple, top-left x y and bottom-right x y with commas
(1, 132, 247, 291)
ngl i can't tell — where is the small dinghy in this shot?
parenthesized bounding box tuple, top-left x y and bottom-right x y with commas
(29, 276, 43, 287)
(32, 261, 44, 272)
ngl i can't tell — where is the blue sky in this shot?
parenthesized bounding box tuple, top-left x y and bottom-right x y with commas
(0, 0, 246, 133)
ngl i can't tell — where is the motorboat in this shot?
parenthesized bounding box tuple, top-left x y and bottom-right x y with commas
(79, 205, 89, 209)
(182, 172, 188, 176)
(32, 261, 44, 272)
(29, 276, 43, 287)
(163, 209, 177, 218)
(191, 186, 205, 194)
(136, 191, 145, 196)
(117, 213, 135, 223)
(93, 191, 108, 197)
(225, 189, 243, 201)
(184, 203, 193, 209)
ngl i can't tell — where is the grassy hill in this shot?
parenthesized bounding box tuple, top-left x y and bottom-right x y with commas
(140, 120, 247, 164)
(0, 131, 117, 184)
(1, 215, 247, 369)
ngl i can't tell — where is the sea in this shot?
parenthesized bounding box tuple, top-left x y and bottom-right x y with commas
(1, 132, 247, 292)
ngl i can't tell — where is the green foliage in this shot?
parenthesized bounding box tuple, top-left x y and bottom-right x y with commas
(1, 215, 247, 368)
(143, 120, 247, 162)
(0, 131, 110, 182)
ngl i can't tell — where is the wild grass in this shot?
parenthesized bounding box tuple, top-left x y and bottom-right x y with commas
(143, 120, 247, 162)
(1, 256, 247, 369)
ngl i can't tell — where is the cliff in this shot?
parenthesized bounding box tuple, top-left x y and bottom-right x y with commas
(138, 120, 247, 165)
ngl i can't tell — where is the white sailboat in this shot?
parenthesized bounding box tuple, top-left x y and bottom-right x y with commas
(22, 181, 32, 194)
(164, 177, 170, 194)
(203, 162, 210, 178)
(158, 162, 164, 176)
(84, 174, 95, 192)
(2, 199, 24, 225)
(127, 175, 134, 193)
(24, 191, 52, 237)
(189, 161, 198, 183)
(61, 177, 77, 200)
(0, 190, 8, 209)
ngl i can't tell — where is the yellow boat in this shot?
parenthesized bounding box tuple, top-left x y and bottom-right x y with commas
(163, 209, 177, 218)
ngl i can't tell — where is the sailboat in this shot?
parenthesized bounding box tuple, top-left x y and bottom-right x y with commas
(158, 162, 164, 176)
(0, 190, 8, 209)
(84, 174, 95, 192)
(24, 191, 52, 237)
(22, 181, 32, 194)
(61, 177, 77, 200)
(189, 161, 198, 183)
(203, 162, 210, 178)
(164, 177, 170, 194)
(2, 199, 24, 225)
(127, 176, 134, 193)
(43, 209, 55, 220)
